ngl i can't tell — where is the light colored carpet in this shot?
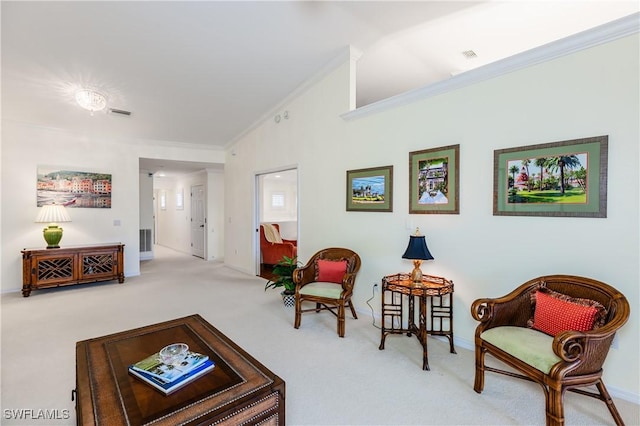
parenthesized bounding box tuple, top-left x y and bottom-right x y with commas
(1, 245, 638, 425)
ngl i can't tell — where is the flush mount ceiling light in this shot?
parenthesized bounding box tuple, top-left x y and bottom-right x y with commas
(75, 89, 107, 114)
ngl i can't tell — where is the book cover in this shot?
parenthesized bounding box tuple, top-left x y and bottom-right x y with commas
(131, 351, 209, 383)
(128, 359, 215, 395)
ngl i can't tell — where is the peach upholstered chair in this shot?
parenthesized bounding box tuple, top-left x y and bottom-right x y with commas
(259, 224, 297, 266)
(471, 275, 629, 426)
(293, 247, 361, 337)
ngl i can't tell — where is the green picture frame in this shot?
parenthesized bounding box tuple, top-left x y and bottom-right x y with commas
(409, 145, 459, 214)
(493, 135, 608, 218)
(346, 165, 393, 212)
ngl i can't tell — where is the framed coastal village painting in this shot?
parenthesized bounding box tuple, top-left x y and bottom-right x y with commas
(346, 165, 393, 212)
(409, 144, 459, 214)
(493, 135, 608, 218)
(37, 166, 112, 208)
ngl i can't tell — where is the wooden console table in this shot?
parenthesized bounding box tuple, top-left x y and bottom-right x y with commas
(75, 314, 285, 426)
(21, 243, 124, 297)
(379, 273, 456, 370)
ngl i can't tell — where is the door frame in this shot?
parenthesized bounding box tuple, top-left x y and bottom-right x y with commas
(254, 167, 299, 276)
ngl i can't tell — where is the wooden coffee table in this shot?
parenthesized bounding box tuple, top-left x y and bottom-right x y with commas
(75, 314, 285, 425)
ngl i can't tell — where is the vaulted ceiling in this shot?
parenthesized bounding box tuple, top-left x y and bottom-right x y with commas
(3, 1, 637, 157)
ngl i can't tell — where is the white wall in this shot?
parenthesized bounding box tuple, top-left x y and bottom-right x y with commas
(207, 170, 225, 261)
(0, 122, 225, 292)
(223, 35, 639, 398)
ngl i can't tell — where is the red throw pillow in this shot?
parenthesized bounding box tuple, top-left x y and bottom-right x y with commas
(316, 259, 347, 284)
(532, 290, 599, 336)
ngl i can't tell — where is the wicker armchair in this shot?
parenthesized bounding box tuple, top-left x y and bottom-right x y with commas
(293, 248, 361, 337)
(471, 275, 629, 426)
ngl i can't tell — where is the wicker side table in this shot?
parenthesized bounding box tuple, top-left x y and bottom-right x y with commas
(379, 273, 456, 370)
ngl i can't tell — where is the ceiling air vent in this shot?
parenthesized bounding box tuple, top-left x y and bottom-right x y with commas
(108, 108, 132, 116)
(462, 50, 477, 59)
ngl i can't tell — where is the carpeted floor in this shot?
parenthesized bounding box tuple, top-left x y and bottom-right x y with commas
(1, 245, 638, 425)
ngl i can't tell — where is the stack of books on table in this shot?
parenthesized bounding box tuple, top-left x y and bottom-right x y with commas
(128, 350, 214, 395)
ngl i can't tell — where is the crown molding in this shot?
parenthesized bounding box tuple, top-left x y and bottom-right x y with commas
(342, 12, 639, 122)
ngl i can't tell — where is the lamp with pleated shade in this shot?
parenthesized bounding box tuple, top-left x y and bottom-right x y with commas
(35, 203, 71, 249)
(402, 228, 434, 284)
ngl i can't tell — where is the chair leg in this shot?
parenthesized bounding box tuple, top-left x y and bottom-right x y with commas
(337, 302, 345, 337)
(596, 379, 625, 426)
(545, 386, 565, 426)
(348, 300, 358, 319)
(294, 297, 301, 329)
(473, 343, 486, 393)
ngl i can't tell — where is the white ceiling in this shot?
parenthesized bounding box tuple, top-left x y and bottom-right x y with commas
(3, 1, 638, 175)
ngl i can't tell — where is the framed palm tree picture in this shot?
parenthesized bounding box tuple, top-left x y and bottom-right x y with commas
(493, 135, 608, 217)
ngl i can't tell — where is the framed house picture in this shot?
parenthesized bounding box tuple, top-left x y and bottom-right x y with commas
(346, 165, 393, 212)
(493, 135, 608, 218)
(409, 144, 459, 214)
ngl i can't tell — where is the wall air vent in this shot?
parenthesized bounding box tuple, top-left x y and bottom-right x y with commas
(108, 108, 132, 116)
(140, 229, 153, 259)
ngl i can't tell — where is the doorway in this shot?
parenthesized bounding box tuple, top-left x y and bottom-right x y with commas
(256, 168, 298, 278)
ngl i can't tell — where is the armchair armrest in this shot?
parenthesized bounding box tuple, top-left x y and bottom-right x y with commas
(550, 300, 628, 376)
(340, 272, 357, 293)
(292, 261, 316, 288)
(283, 238, 297, 247)
(552, 330, 590, 364)
(548, 328, 614, 378)
(261, 242, 296, 265)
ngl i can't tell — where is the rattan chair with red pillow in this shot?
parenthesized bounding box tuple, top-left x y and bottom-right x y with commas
(471, 275, 629, 426)
(293, 247, 361, 337)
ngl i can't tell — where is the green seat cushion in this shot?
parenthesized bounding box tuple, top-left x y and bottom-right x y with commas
(481, 326, 561, 374)
(299, 281, 343, 299)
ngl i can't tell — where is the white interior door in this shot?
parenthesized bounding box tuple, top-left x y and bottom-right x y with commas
(190, 184, 205, 259)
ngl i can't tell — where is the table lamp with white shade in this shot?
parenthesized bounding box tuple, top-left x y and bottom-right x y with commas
(35, 203, 71, 248)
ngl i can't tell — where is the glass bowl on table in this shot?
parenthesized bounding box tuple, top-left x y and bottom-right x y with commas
(159, 343, 189, 366)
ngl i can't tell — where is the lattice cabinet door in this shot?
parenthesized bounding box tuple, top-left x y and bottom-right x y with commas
(79, 250, 117, 280)
(31, 252, 78, 286)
